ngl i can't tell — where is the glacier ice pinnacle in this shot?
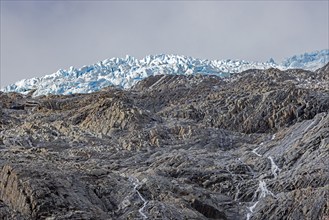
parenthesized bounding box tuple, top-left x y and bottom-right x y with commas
(2, 49, 328, 97)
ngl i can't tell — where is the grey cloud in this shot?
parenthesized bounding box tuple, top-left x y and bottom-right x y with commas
(1, 1, 328, 87)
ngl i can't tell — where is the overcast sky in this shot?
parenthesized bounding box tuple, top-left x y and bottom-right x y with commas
(1, 1, 328, 87)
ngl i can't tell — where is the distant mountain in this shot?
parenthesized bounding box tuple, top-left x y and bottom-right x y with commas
(2, 49, 328, 96)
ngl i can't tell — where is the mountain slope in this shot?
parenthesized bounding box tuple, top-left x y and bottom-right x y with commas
(2, 49, 328, 97)
(0, 66, 328, 219)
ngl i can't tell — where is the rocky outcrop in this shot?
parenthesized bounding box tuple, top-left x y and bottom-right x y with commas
(0, 64, 328, 219)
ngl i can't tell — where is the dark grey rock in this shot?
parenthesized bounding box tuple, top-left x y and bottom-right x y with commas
(0, 65, 328, 219)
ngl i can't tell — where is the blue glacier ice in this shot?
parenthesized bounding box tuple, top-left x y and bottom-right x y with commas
(2, 50, 328, 97)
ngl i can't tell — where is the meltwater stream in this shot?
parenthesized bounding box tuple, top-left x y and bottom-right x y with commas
(129, 176, 148, 219)
(247, 144, 281, 220)
(246, 180, 275, 220)
(268, 156, 281, 178)
(251, 147, 262, 157)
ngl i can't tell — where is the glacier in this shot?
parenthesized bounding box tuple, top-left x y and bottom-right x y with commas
(2, 49, 328, 97)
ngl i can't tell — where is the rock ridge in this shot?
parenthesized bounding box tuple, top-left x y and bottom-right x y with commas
(0, 64, 328, 219)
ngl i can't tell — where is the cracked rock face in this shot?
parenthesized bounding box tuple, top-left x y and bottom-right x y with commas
(0, 64, 329, 220)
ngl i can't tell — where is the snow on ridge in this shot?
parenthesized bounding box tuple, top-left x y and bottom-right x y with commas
(2, 50, 328, 96)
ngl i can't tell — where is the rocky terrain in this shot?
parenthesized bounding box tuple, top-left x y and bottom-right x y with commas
(0, 63, 328, 220)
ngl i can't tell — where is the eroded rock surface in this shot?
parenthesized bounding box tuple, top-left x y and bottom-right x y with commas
(0, 64, 328, 219)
